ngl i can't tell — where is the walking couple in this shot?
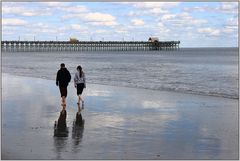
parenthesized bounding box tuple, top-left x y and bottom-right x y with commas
(56, 63, 86, 111)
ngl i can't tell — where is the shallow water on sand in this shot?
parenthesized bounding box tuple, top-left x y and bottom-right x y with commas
(2, 74, 238, 159)
(2, 48, 239, 99)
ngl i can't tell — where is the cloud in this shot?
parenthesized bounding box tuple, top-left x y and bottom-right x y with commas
(124, 2, 180, 17)
(220, 2, 238, 13)
(63, 12, 118, 27)
(60, 5, 88, 13)
(70, 24, 84, 30)
(131, 19, 145, 26)
(32, 23, 49, 28)
(84, 12, 116, 22)
(134, 2, 180, 9)
(197, 27, 220, 36)
(160, 12, 207, 27)
(157, 22, 170, 33)
(161, 14, 177, 21)
(183, 6, 210, 12)
(226, 17, 238, 27)
(22, 22, 61, 36)
(95, 29, 107, 34)
(2, 18, 27, 26)
(222, 17, 238, 34)
(222, 28, 235, 34)
(183, 2, 238, 14)
(39, 2, 70, 7)
(3, 4, 52, 16)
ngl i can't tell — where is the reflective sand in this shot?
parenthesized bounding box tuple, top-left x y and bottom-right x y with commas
(2, 74, 238, 159)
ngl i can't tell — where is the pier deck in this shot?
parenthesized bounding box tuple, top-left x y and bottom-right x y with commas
(1, 40, 180, 52)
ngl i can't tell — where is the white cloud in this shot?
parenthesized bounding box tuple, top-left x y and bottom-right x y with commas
(88, 21, 117, 26)
(32, 23, 49, 28)
(131, 19, 145, 26)
(183, 6, 210, 12)
(197, 27, 220, 36)
(156, 22, 170, 33)
(63, 12, 118, 27)
(3, 5, 52, 16)
(128, 11, 138, 17)
(222, 28, 235, 34)
(183, 2, 238, 14)
(61, 5, 88, 13)
(95, 30, 107, 34)
(161, 14, 177, 21)
(2, 18, 27, 26)
(39, 2, 69, 7)
(191, 19, 208, 25)
(133, 2, 180, 9)
(220, 2, 238, 11)
(161, 12, 207, 27)
(62, 14, 77, 20)
(84, 12, 116, 22)
(226, 17, 238, 27)
(124, 2, 180, 17)
(114, 25, 129, 34)
(70, 24, 83, 30)
(133, 2, 180, 15)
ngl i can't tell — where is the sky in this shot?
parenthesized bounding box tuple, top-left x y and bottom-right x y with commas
(2, 2, 238, 47)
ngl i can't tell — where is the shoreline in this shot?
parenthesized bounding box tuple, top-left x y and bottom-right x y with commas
(2, 73, 238, 159)
(2, 72, 238, 100)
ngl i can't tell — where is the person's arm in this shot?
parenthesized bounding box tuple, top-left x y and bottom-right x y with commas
(83, 72, 86, 88)
(74, 73, 77, 88)
(56, 71, 59, 86)
(68, 71, 71, 83)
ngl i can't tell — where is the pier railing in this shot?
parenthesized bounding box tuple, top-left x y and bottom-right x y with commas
(1, 40, 180, 52)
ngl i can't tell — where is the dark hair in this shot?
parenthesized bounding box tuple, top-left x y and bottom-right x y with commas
(77, 65, 82, 78)
(60, 63, 65, 68)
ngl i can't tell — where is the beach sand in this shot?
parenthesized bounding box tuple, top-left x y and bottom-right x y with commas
(1, 73, 238, 159)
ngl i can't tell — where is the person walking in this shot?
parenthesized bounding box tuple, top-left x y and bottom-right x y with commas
(74, 65, 86, 111)
(56, 63, 71, 109)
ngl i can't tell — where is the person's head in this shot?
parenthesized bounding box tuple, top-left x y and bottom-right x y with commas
(60, 63, 65, 68)
(77, 65, 83, 77)
(77, 65, 82, 71)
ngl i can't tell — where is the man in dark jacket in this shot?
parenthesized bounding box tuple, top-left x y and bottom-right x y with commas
(56, 63, 71, 109)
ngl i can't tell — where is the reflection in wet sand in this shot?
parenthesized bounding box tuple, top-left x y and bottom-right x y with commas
(71, 119, 84, 153)
(2, 74, 238, 159)
(53, 137, 68, 160)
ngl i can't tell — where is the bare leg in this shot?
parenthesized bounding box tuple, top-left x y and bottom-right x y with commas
(80, 95, 84, 109)
(62, 103, 66, 110)
(61, 97, 64, 105)
(77, 103, 81, 114)
(62, 96, 67, 106)
(77, 95, 81, 104)
(80, 95, 84, 102)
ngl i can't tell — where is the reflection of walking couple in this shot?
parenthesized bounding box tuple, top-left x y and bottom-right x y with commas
(56, 63, 86, 111)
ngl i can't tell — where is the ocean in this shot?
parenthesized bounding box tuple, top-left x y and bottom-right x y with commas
(2, 47, 238, 99)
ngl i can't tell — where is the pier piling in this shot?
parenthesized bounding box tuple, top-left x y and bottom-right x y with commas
(1, 40, 180, 52)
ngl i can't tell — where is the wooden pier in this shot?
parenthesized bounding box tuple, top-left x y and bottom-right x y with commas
(1, 40, 180, 52)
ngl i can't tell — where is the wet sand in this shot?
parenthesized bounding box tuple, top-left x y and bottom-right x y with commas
(1, 73, 238, 159)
